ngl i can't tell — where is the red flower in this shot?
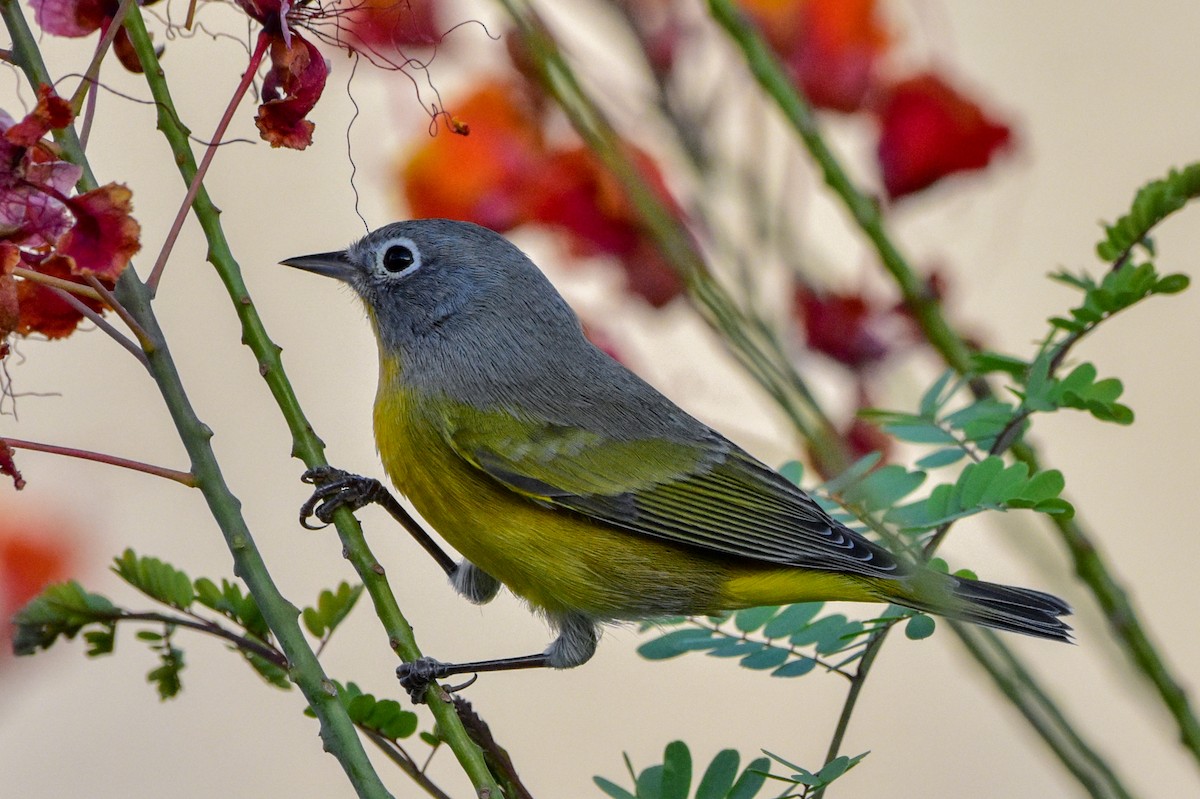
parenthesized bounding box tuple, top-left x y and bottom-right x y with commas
(341, 0, 441, 53)
(0, 92, 139, 342)
(255, 34, 329, 150)
(1, 528, 73, 614)
(0, 245, 18, 349)
(58, 184, 141, 280)
(5, 87, 73, 147)
(223, 0, 332, 150)
(15, 255, 109, 339)
(0, 99, 82, 249)
(739, 0, 889, 112)
(581, 320, 624, 364)
(875, 72, 1013, 199)
(808, 413, 892, 481)
(525, 147, 686, 307)
(844, 415, 891, 463)
(794, 284, 898, 369)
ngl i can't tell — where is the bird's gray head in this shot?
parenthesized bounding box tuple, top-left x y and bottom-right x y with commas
(281, 219, 584, 365)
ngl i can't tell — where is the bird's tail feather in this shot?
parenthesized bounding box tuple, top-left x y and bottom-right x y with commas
(895, 574, 1073, 642)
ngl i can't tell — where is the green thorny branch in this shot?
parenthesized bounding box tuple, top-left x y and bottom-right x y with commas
(1, 2, 502, 797)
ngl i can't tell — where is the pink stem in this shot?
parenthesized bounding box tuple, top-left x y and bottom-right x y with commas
(3, 437, 197, 486)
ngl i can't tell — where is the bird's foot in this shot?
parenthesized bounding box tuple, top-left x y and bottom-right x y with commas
(396, 657, 477, 704)
(299, 467, 386, 529)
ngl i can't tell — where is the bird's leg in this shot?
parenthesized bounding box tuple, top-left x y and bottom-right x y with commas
(299, 466, 459, 578)
(397, 612, 599, 703)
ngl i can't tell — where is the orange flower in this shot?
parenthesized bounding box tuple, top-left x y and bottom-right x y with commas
(0, 512, 77, 650)
(739, 0, 889, 112)
(401, 80, 545, 231)
(399, 80, 686, 305)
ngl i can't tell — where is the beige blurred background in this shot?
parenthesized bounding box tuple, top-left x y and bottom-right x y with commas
(2, 1, 1199, 797)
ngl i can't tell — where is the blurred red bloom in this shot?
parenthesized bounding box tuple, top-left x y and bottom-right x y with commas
(844, 414, 891, 462)
(341, 0, 441, 53)
(808, 413, 892, 481)
(402, 80, 545, 230)
(400, 78, 685, 306)
(875, 72, 1013, 199)
(739, 0, 889, 112)
(619, 0, 686, 75)
(794, 284, 898, 369)
(581, 320, 624, 364)
(525, 147, 685, 307)
(0, 515, 76, 651)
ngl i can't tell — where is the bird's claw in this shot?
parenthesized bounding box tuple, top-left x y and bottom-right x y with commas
(299, 467, 384, 529)
(396, 657, 475, 704)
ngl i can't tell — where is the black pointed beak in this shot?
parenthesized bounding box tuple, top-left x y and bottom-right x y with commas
(280, 250, 357, 282)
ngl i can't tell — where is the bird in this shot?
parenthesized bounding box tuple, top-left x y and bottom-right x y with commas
(281, 218, 1071, 701)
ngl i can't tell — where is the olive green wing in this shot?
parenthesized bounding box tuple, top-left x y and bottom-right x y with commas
(444, 410, 902, 579)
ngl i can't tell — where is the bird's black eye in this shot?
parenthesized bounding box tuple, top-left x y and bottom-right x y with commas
(382, 245, 416, 273)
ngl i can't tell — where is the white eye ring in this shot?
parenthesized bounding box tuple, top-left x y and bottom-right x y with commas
(377, 236, 422, 278)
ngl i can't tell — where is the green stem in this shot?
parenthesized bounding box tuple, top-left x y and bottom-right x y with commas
(1017, 445, 1200, 763)
(707, 0, 1200, 776)
(953, 624, 1136, 799)
(118, 8, 500, 795)
(1, 3, 392, 795)
(810, 626, 890, 799)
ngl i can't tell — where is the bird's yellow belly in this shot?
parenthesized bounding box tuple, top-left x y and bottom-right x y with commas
(374, 384, 735, 619)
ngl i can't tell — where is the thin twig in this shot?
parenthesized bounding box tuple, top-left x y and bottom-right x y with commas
(811, 624, 893, 799)
(4, 4, 397, 794)
(146, 30, 270, 296)
(68, 0, 135, 114)
(3, 437, 196, 485)
(47, 285, 150, 367)
(119, 610, 285, 665)
(13, 265, 103, 301)
(362, 731, 454, 799)
(84, 274, 156, 351)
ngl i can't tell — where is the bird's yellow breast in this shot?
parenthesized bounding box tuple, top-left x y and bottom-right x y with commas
(372, 355, 745, 619)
